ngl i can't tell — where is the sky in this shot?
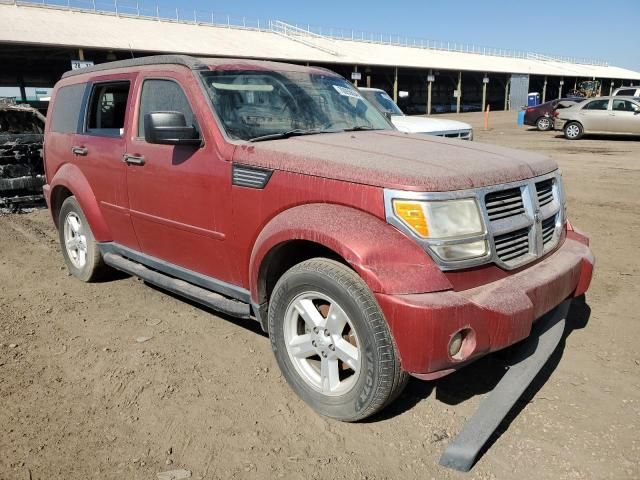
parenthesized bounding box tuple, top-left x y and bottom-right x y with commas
(153, 0, 640, 71)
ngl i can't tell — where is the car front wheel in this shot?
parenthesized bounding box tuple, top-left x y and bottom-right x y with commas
(268, 258, 407, 421)
(564, 121, 584, 140)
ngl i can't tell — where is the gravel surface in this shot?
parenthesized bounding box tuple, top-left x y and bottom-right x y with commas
(1, 111, 639, 479)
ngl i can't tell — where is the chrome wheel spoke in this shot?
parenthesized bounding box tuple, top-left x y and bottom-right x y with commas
(67, 215, 81, 233)
(320, 357, 340, 393)
(294, 298, 325, 328)
(334, 338, 359, 371)
(288, 334, 316, 359)
(325, 302, 348, 334)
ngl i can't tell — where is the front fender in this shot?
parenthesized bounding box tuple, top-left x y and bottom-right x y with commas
(49, 163, 111, 241)
(249, 203, 452, 303)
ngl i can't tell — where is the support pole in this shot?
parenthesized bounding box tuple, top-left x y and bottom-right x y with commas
(427, 69, 433, 116)
(456, 71, 462, 114)
(558, 77, 563, 99)
(609, 80, 614, 96)
(353, 65, 358, 88)
(542, 75, 547, 103)
(78, 48, 85, 61)
(366, 74, 371, 88)
(481, 74, 487, 113)
(504, 79, 510, 111)
(393, 67, 398, 103)
(17, 74, 27, 104)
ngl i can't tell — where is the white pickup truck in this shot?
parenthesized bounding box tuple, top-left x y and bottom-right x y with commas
(359, 87, 473, 140)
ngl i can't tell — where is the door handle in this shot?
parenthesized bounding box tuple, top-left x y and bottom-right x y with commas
(71, 146, 88, 156)
(122, 153, 145, 166)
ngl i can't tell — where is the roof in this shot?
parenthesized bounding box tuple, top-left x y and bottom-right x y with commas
(61, 55, 338, 78)
(3, 3, 640, 81)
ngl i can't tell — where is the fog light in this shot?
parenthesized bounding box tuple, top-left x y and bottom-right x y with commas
(448, 332, 463, 357)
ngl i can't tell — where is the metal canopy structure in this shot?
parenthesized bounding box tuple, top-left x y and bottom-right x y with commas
(1, 1, 640, 81)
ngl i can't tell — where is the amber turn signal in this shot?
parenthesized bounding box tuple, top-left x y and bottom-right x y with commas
(392, 200, 429, 237)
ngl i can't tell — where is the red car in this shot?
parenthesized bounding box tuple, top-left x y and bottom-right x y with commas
(525, 98, 584, 130)
(43, 56, 594, 422)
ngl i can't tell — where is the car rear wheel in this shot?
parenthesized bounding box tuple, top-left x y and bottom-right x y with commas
(268, 258, 407, 421)
(564, 121, 584, 140)
(536, 116, 552, 131)
(58, 196, 110, 282)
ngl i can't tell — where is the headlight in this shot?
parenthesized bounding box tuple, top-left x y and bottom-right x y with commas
(391, 198, 488, 261)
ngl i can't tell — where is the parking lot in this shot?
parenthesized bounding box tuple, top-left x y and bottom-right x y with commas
(1, 110, 639, 480)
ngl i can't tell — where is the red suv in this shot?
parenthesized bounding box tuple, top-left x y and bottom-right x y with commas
(43, 55, 594, 421)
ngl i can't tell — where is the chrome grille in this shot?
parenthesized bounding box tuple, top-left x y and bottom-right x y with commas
(482, 174, 565, 269)
(541, 215, 557, 247)
(485, 187, 525, 221)
(494, 227, 530, 263)
(536, 179, 554, 208)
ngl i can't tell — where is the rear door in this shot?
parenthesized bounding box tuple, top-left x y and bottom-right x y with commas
(72, 75, 139, 250)
(609, 98, 640, 134)
(124, 71, 233, 282)
(578, 98, 611, 132)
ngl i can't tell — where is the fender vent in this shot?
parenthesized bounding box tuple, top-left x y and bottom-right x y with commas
(232, 164, 273, 189)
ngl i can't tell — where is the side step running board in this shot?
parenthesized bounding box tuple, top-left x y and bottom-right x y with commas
(103, 253, 252, 319)
(439, 300, 571, 472)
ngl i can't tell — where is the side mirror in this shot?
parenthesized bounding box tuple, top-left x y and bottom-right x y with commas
(144, 111, 201, 146)
(384, 111, 393, 120)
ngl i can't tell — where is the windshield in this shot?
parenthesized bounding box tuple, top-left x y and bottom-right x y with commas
(359, 89, 404, 116)
(200, 70, 392, 141)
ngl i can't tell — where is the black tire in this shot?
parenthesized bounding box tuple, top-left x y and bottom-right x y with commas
(536, 116, 553, 131)
(58, 196, 109, 282)
(268, 258, 408, 422)
(564, 121, 584, 140)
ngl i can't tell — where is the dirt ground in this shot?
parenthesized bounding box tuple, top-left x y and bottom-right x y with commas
(1, 111, 639, 480)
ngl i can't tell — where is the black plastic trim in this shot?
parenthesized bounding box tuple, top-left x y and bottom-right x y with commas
(232, 164, 273, 189)
(99, 243, 251, 303)
(102, 252, 251, 319)
(62, 55, 209, 78)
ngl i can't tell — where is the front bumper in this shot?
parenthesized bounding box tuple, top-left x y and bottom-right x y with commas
(376, 234, 594, 376)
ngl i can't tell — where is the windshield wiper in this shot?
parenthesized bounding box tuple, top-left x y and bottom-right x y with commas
(247, 128, 331, 143)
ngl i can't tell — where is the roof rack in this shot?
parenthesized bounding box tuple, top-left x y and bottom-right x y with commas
(61, 55, 209, 78)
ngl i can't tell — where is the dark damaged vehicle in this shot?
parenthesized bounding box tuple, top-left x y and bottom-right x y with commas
(43, 56, 594, 438)
(0, 99, 46, 209)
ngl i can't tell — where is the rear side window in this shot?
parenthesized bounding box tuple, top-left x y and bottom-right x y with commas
(612, 99, 639, 112)
(86, 82, 130, 136)
(616, 89, 637, 96)
(137, 79, 197, 137)
(50, 83, 86, 133)
(583, 99, 609, 111)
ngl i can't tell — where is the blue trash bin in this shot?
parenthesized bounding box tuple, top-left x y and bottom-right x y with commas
(527, 92, 540, 107)
(517, 110, 525, 126)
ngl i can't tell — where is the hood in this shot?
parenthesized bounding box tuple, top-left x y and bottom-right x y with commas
(232, 130, 557, 192)
(390, 115, 472, 134)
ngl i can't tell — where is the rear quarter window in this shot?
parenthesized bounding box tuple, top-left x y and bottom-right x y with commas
(50, 83, 87, 133)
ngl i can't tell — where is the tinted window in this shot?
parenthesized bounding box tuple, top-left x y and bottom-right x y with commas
(583, 99, 609, 111)
(86, 82, 130, 135)
(616, 89, 637, 96)
(612, 99, 639, 112)
(138, 79, 196, 137)
(51, 83, 86, 133)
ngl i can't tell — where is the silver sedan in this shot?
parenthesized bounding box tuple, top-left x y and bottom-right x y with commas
(555, 96, 640, 140)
